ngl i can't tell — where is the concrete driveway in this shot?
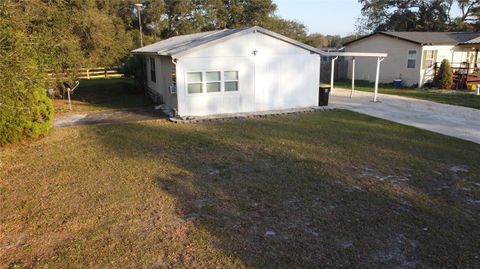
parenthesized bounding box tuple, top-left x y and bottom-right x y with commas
(329, 88, 480, 144)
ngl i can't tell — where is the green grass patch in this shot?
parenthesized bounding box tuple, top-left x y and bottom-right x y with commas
(335, 80, 480, 109)
(1, 111, 479, 267)
(53, 78, 151, 114)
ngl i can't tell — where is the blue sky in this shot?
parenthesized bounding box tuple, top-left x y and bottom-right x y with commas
(274, 0, 363, 36)
(274, 0, 464, 36)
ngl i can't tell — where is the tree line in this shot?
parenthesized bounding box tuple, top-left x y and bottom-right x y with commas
(357, 0, 479, 33)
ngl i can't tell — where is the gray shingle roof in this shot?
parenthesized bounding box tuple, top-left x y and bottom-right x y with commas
(344, 31, 480, 46)
(132, 26, 319, 58)
(383, 32, 480, 45)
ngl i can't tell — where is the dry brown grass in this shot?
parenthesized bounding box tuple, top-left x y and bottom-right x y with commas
(1, 111, 479, 268)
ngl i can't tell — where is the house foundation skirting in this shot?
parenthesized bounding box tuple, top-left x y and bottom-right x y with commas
(169, 106, 334, 123)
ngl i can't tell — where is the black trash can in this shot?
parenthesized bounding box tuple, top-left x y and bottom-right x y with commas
(318, 87, 330, 106)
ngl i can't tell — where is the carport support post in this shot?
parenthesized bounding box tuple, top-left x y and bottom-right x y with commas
(330, 56, 338, 93)
(351, 57, 355, 98)
(373, 57, 385, 102)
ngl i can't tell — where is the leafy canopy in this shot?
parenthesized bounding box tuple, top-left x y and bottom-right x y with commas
(357, 0, 480, 32)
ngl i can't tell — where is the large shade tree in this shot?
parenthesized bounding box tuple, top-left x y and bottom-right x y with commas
(357, 0, 480, 32)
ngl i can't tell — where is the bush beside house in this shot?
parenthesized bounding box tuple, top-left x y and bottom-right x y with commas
(0, 19, 53, 146)
(434, 59, 454, 90)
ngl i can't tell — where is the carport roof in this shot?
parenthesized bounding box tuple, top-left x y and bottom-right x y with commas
(132, 26, 320, 58)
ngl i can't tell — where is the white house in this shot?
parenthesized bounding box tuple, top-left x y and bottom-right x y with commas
(344, 32, 480, 88)
(132, 26, 321, 117)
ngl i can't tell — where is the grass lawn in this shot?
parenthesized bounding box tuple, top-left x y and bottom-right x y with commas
(334, 80, 480, 109)
(1, 111, 479, 268)
(53, 78, 151, 114)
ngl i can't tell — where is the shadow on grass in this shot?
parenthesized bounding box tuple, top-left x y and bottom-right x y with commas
(87, 110, 480, 267)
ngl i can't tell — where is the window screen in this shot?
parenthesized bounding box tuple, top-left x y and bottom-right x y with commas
(150, 58, 156, 82)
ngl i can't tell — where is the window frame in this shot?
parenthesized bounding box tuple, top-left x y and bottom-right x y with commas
(205, 71, 222, 93)
(224, 71, 239, 92)
(407, 49, 417, 69)
(186, 71, 203, 94)
(150, 58, 156, 83)
(424, 50, 435, 69)
(185, 70, 240, 96)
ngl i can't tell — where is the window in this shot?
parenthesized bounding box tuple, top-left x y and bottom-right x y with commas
(224, 71, 239, 91)
(150, 58, 156, 82)
(407, 50, 417, 68)
(187, 72, 202, 94)
(185, 70, 239, 94)
(424, 50, 435, 69)
(206, 71, 221, 92)
(169, 71, 177, 94)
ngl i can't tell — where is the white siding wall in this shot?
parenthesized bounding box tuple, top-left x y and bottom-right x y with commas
(345, 35, 422, 87)
(145, 55, 178, 109)
(419, 45, 474, 86)
(175, 31, 320, 117)
(419, 45, 453, 86)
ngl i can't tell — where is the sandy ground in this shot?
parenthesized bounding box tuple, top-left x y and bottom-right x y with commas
(53, 108, 165, 127)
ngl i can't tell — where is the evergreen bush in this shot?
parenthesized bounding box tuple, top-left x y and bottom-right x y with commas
(0, 18, 53, 146)
(434, 59, 454, 90)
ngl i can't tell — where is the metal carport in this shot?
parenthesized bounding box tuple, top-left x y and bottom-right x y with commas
(318, 51, 388, 102)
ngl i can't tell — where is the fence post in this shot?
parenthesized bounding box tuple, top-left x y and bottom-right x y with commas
(87, 69, 90, 80)
(104, 68, 107, 78)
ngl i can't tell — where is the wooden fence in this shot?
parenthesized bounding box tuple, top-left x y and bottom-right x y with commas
(47, 67, 123, 80)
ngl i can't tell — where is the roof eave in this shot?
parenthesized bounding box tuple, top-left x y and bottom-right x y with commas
(251, 26, 320, 54)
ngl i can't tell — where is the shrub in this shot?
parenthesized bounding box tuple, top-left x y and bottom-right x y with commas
(0, 18, 53, 146)
(0, 87, 53, 146)
(434, 59, 453, 89)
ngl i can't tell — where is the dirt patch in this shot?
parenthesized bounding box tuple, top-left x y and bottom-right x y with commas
(53, 108, 165, 127)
